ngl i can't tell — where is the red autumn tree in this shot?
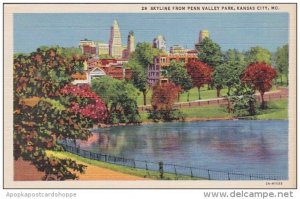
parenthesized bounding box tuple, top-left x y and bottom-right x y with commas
(242, 62, 277, 108)
(186, 60, 212, 99)
(14, 48, 107, 180)
(151, 82, 181, 112)
(60, 84, 107, 122)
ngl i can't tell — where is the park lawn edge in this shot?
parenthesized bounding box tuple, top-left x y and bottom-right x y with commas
(139, 99, 288, 123)
(46, 150, 205, 180)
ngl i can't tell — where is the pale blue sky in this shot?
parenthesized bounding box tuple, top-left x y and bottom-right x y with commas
(14, 13, 288, 53)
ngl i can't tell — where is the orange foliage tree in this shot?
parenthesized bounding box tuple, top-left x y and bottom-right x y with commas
(186, 60, 212, 99)
(242, 62, 277, 108)
(14, 48, 107, 180)
(150, 82, 181, 121)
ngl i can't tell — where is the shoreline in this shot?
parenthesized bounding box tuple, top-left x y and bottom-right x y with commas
(92, 116, 287, 129)
(91, 117, 287, 130)
(94, 116, 234, 129)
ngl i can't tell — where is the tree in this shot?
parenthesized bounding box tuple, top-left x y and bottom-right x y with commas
(167, 61, 193, 101)
(213, 49, 246, 97)
(274, 44, 288, 85)
(99, 54, 113, 59)
(38, 45, 83, 59)
(60, 84, 107, 123)
(14, 48, 107, 180)
(212, 66, 224, 98)
(131, 64, 148, 106)
(245, 46, 272, 65)
(127, 42, 160, 105)
(91, 76, 140, 124)
(132, 42, 160, 69)
(242, 62, 277, 108)
(197, 37, 223, 69)
(230, 85, 257, 116)
(150, 82, 182, 121)
(186, 61, 212, 99)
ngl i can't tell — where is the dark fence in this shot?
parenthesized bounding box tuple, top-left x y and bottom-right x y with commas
(60, 143, 285, 181)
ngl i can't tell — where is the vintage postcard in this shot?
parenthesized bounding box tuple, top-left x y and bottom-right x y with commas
(3, 3, 296, 188)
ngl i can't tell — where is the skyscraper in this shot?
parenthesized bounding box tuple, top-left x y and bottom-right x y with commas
(127, 31, 135, 53)
(153, 35, 167, 51)
(109, 20, 123, 58)
(198, 30, 210, 43)
(195, 30, 210, 51)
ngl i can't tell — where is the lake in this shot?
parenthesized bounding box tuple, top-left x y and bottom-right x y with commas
(76, 120, 288, 179)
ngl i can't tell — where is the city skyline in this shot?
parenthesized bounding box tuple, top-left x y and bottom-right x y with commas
(14, 13, 288, 53)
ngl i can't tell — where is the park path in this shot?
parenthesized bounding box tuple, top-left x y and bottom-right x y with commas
(14, 159, 144, 181)
(138, 87, 288, 112)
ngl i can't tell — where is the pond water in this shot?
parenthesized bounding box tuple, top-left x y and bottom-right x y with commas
(77, 120, 288, 179)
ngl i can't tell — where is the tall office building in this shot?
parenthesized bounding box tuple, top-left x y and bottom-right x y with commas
(109, 20, 123, 58)
(195, 30, 210, 51)
(198, 30, 210, 43)
(79, 38, 97, 55)
(153, 35, 167, 51)
(98, 42, 109, 56)
(127, 31, 135, 53)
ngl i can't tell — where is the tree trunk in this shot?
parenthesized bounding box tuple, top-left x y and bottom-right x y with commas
(143, 91, 147, 106)
(187, 91, 190, 102)
(210, 82, 214, 90)
(198, 87, 201, 100)
(73, 139, 77, 147)
(280, 75, 283, 85)
(227, 87, 231, 96)
(177, 92, 180, 102)
(260, 92, 266, 109)
(217, 88, 221, 98)
(227, 97, 231, 113)
(286, 74, 288, 85)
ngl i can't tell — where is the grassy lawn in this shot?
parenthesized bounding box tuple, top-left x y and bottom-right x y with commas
(137, 85, 284, 106)
(140, 105, 232, 122)
(47, 150, 205, 180)
(181, 106, 231, 118)
(137, 85, 227, 106)
(254, 99, 288, 120)
(274, 75, 288, 87)
(139, 99, 287, 122)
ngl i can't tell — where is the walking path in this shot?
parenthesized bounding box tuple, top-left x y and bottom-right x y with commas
(14, 159, 144, 181)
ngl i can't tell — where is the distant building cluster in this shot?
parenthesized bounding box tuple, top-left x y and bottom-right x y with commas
(75, 19, 209, 86)
(79, 20, 134, 59)
(148, 30, 209, 86)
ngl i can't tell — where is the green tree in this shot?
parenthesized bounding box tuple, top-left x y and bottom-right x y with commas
(197, 37, 223, 69)
(167, 61, 193, 101)
(38, 45, 82, 59)
(132, 42, 160, 69)
(245, 46, 272, 65)
(132, 67, 149, 105)
(99, 54, 113, 59)
(127, 42, 160, 105)
(230, 84, 257, 117)
(274, 44, 288, 85)
(92, 76, 141, 123)
(213, 49, 246, 97)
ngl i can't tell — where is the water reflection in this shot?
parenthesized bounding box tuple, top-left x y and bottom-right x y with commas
(77, 120, 288, 177)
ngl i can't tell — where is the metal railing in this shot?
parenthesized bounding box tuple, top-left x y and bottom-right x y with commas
(60, 143, 285, 180)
